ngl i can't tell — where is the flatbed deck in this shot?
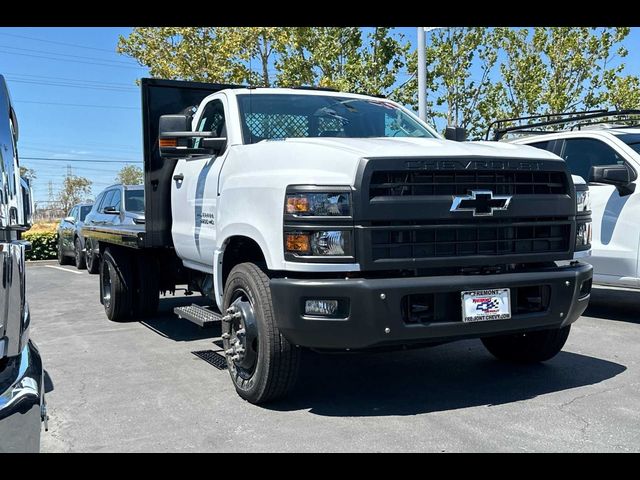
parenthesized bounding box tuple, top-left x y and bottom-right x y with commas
(82, 224, 146, 249)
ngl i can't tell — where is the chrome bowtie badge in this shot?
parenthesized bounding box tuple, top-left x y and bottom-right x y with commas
(450, 190, 512, 217)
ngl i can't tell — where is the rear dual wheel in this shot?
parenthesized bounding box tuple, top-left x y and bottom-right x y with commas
(100, 247, 159, 321)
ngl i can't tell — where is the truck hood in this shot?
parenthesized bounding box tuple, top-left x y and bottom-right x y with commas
(277, 137, 561, 160)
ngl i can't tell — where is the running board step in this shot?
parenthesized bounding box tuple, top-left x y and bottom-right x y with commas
(174, 304, 223, 327)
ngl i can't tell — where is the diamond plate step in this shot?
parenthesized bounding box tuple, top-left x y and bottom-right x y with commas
(192, 350, 227, 370)
(174, 304, 223, 327)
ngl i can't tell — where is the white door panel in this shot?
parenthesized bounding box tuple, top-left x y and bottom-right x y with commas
(589, 183, 639, 286)
(171, 155, 224, 268)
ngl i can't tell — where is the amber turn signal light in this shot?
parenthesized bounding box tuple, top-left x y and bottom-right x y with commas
(286, 196, 310, 214)
(159, 138, 177, 147)
(285, 233, 310, 253)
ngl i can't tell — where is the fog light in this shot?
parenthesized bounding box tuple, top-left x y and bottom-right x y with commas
(305, 299, 339, 316)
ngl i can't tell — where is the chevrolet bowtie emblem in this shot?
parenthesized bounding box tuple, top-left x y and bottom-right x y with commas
(450, 190, 512, 216)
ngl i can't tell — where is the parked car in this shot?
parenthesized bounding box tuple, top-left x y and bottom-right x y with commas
(490, 110, 640, 289)
(83, 184, 144, 274)
(56, 202, 93, 269)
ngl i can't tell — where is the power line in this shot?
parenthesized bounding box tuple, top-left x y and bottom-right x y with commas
(0, 49, 145, 70)
(14, 100, 139, 110)
(5, 72, 138, 89)
(21, 156, 141, 164)
(20, 148, 142, 162)
(0, 43, 140, 66)
(5, 78, 138, 93)
(0, 32, 118, 53)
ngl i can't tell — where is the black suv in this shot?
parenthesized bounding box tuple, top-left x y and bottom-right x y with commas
(56, 202, 94, 269)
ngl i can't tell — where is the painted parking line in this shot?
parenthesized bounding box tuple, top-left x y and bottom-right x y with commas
(44, 265, 85, 275)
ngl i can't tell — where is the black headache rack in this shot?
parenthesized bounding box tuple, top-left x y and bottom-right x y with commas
(486, 109, 640, 141)
(141, 78, 244, 248)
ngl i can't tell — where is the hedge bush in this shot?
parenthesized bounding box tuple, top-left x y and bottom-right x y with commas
(22, 231, 58, 261)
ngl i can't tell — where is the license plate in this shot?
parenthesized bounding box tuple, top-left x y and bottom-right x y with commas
(461, 288, 511, 322)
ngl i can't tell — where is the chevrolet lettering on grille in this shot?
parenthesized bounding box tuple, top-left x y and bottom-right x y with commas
(450, 190, 512, 217)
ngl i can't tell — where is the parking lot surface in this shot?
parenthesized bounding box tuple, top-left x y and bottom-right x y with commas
(29, 261, 639, 452)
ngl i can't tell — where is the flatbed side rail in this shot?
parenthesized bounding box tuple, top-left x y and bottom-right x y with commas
(81, 224, 146, 249)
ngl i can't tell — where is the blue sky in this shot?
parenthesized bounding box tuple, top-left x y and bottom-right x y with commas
(1, 27, 640, 205)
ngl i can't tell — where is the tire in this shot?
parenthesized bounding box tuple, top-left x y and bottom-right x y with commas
(85, 239, 100, 274)
(222, 262, 300, 404)
(482, 325, 571, 363)
(133, 253, 159, 317)
(57, 237, 71, 265)
(100, 247, 134, 321)
(74, 237, 87, 270)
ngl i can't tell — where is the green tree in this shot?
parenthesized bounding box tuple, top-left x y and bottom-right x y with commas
(276, 27, 409, 96)
(118, 27, 289, 86)
(116, 165, 143, 185)
(601, 73, 640, 110)
(58, 175, 92, 213)
(119, 27, 410, 96)
(496, 27, 631, 119)
(396, 28, 501, 139)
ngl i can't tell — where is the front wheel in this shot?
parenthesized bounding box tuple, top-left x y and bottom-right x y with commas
(85, 239, 99, 274)
(481, 325, 571, 363)
(222, 262, 300, 404)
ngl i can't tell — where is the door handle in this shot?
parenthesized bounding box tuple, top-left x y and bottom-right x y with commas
(173, 173, 184, 181)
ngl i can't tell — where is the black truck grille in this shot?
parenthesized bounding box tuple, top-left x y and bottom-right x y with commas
(369, 170, 567, 199)
(371, 220, 571, 260)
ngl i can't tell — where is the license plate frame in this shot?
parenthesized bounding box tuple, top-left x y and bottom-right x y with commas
(461, 288, 511, 323)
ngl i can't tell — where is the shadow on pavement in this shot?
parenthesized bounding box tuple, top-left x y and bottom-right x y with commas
(139, 295, 221, 342)
(584, 287, 640, 324)
(270, 341, 625, 417)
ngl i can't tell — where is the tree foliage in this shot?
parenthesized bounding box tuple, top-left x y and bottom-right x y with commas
(118, 27, 409, 95)
(119, 27, 640, 140)
(58, 174, 92, 213)
(116, 165, 143, 185)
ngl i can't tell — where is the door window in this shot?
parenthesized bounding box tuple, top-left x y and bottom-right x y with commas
(100, 190, 116, 212)
(560, 138, 627, 182)
(195, 99, 226, 149)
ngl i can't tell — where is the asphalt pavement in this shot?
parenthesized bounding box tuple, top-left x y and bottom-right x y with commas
(28, 260, 640, 452)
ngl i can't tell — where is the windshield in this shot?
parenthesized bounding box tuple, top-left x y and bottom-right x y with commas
(79, 205, 92, 221)
(236, 93, 435, 144)
(124, 190, 144, 213)
(613, 132, 640, 154)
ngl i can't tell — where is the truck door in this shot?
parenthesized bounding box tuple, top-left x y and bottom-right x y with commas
(559, 137, 640, 286)
(171, 97, 229, 270)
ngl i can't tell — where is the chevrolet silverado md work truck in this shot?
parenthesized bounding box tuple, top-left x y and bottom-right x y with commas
(83, 79, 593, 404)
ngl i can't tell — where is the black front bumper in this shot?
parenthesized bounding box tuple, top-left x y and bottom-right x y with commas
(270, 262, 593, 350)
(0, 340, 46, 453)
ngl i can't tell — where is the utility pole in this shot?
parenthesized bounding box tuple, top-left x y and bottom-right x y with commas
(417, 27, 441, 123)
(417, 27, 426, 122)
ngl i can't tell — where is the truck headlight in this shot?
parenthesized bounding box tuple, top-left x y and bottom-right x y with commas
(285, 230, 353, 256)
(576, 189, 591, 213)
(576, 221, 592, 249)
(285, 192, 351, 216)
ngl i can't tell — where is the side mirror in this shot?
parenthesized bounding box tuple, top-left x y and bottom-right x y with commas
(159, 114, 226, 159)
(590, 164, 636, 196)
(444, 126, 467, 142)
(103, 206, 120, 215)
(64, 216, 75, 224)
